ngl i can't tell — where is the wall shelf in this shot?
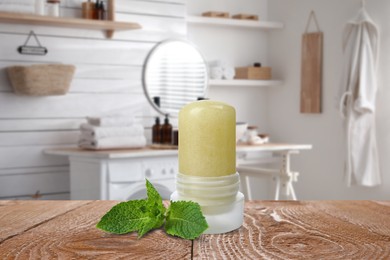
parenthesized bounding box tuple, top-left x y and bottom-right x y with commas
(187, 15, 284, 29)
(0, 11, 141, 38)
(209, 79, 283, 87)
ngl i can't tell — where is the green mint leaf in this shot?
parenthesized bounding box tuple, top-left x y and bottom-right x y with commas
(165, 201, 208, 240)
(96, 200, 150, 235)
(96, 179, 167, 238)
(145, 179, 166, 229)
(137, 217, 160, 238)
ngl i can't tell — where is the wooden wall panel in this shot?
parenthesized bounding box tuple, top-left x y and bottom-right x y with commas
(0, 171, 69, 198)
(0, 34, 154, 65)
(116, 0, 186, 17)
(0, 132, 79, 146)
(0, 93, 148, 118)
(0, 166, 69, 176)
(0, 119, 83, 131)
(0, 0, 186, 199)
(0, 146, 70, 168)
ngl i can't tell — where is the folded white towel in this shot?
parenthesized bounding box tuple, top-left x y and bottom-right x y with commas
(223, 67, 235, 80)
(79, 124, 144, 139)
(79, 136, 147, 150)
(210, 67, 223, 80)
(0, 5, 34, 13)
(87, 116, 135, 127)
(209, 60, 229, 68)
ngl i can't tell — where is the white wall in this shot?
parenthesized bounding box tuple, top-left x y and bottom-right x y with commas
(187, 0, 275, 199)
(187, 0, 271, 133)
(268, 0, 390, 199)
(0, 0, 186, 199)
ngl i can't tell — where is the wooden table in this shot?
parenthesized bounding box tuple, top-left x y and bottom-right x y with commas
(1, 200, 389, 259)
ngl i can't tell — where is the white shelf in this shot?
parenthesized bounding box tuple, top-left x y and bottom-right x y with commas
(187, 15, 284, 30)
(209, 79, 283, 87)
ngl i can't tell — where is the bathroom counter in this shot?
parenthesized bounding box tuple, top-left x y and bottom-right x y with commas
(44, 143, 312, 158)
(44, 146, 179, 159)
(1, 200, 389, 259)
(44, 143, 312, 200)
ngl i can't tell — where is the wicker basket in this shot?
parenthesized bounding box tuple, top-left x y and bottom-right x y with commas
(7, 64, 76, 96)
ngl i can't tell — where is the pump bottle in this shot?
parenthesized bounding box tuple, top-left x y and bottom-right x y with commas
(152, 117, 162, 144)
(161, 114, 172, 144)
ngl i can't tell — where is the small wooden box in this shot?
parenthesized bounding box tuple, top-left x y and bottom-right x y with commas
(202, 11, 229, 18)
(232, 14, 259, 21)
(235, 67, 272, 80)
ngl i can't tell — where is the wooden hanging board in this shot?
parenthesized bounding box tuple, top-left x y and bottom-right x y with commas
(300, 11, 323, 114)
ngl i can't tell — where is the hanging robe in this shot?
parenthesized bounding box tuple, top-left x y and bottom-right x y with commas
(338, 8, 381, 187)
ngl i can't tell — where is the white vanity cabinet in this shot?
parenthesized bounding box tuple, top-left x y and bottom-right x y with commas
(45, 148, 178, 200)
(45, 144, 311, 201)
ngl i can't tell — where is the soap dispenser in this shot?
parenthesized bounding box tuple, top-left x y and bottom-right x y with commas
(161, 114, 172, 144)
(152, 117, 162, 144)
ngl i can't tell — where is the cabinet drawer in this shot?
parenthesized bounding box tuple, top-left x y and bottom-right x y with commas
(107, 157, 178, 183)
(108, 159, 143, 183)
(141, 157, 178, 180)
(0, 171, 69, 198)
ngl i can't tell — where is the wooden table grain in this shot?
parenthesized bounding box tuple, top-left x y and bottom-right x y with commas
(0, 200, 389, 259)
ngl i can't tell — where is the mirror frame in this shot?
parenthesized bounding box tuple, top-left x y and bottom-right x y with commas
(142, 39, 209, 116)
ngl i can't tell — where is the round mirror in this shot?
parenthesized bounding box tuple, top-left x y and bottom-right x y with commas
(142, 39, 208, 116)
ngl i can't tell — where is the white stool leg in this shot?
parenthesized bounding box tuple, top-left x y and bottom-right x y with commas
(288, 182, 297, 200)
(274, 176, 280, 200)
(275, 151, 299, 200)
(245, 175, 252, 200)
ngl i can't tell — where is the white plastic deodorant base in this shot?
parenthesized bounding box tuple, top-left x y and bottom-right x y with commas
(170, 173, 245, 234)
(171, 191, 244, 234)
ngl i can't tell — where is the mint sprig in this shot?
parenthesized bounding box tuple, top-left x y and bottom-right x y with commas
(165, 201, 208, 240)
(96, 179, 208, 240)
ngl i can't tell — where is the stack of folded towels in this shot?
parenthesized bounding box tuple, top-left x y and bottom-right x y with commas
(209, 60, 235, 80)
(0, 0, 35, 14)
(78, 116, 146, 150)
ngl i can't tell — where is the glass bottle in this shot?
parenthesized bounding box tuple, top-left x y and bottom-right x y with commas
(35, 0, 45, 15)
(152, 117, 162, 144)
(82, 0, 95, 19)
(97, 1, 106, 20)
(94, 0, 100, 19)
(161, 114, 172, 144)
(46, 0, 60, 17)
(246, 126, 258, 142)
(172, 129, 179, 146)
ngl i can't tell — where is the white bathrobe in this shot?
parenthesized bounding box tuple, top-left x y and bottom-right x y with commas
(339, 8, 381, 186)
